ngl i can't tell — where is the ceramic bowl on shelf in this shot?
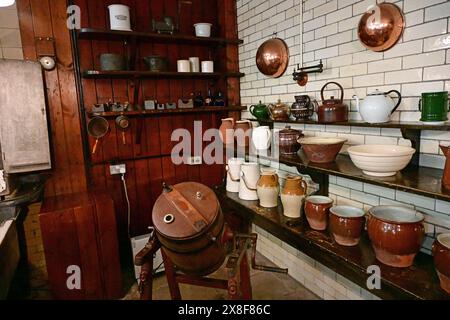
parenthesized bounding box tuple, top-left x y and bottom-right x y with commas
(432, 233, 450, 294)
(367, 206, 425, 268)
(298, 137, 347, 163)
(347, 145, 415, 177)
(329, 206, 366, 247)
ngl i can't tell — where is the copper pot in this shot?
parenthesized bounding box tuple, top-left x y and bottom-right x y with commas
(368, 206, 425, 268)
(432, 233, 450, 294)
(279, 126, 303, 156)
(268, 99, 290, 121)
(318, 82, 348, 123)
(256, 36, 290, 78)
(357, 3, 405, 52)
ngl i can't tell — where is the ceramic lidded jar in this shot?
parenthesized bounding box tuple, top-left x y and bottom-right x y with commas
(234, 120, 252, 147)
(432, 233, 450, 294)
(279, 126, 304, 156)
(268, 99, 290, 121)
(238, 162, 260, 201)
(281, 176, 308, 219)
(329, 206, 366, 247)
(367, 206, 425, 268)
(252, 126, 272, 151)
(304, 196, 334, 231)
(226, 158, 245, 193)
(256, 169, 279, 208)
(219, 118, 235, 145)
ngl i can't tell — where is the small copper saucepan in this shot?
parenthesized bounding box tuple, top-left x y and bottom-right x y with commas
(87, 116, 109, 155)
(115, 115, 131, 145)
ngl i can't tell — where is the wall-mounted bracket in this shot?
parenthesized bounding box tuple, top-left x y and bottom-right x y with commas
(401, 128, 421, 167)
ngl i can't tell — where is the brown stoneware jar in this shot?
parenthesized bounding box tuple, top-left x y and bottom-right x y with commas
(256, 169, 280, 208)
(367, 206, 425, 268)
(281, 176, 308, 219)
(234, 120, 252, 147)
(432, 233, 450, 294)
(279, 126, 304, 156)
(304, 196, 334, 231)
(329, 206, 366, 247)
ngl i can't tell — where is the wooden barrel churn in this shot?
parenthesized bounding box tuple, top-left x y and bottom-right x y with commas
(152, 182, 228, 276)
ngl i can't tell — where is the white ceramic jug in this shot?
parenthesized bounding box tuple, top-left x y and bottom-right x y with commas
(239, 163, 260, 201)
(252, 126, 272, 151)
(226, 158, 245, 193)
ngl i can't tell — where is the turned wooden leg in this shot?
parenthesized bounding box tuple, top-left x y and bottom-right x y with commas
(139, 260, 153, 300)
(162, 250, 182, 300)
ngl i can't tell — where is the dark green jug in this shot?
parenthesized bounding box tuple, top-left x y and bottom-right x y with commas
(419, 91, 449, 123)
(249, 101, 269, 120)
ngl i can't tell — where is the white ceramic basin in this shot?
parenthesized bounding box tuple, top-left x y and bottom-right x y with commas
(347, 145, 415, 177)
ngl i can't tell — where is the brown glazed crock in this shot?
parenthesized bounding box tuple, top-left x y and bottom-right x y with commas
(367, 206, 425, 268)
(432, 233, 450, 294)
(329, 206, 366, 247)
(304, 196, 333, 231)
(279, 126, 304, 155)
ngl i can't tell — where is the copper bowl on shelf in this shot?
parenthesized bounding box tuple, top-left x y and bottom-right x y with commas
(357, 3, 405, 52)
(256, 37, 290, 78)
(367, 206, 425, 268)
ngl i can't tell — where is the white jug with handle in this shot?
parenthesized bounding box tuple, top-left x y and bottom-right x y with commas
(239, 163, 260, 201)
(226, 158, 245, 193)
(251, 126, 272, 151)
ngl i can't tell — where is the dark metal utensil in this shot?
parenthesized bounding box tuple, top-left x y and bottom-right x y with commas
(357, 3, 405, 52)
(87, 116, 109, 155)
(115, 115, 131, 145)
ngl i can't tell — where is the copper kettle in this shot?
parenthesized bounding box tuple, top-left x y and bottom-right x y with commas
(317, 82, 348, 123)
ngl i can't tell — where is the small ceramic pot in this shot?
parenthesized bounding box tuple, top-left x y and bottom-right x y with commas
(304, 196, 333, 231)
(281, 176, 308, 219)
(239, 163, 260, 201)
(234, 120, 252, 147)
(279, 126, 304, 156)
(257, 169, 279, 208)
(226, 158, 244, 193)
(432, 233, 450, 294)
(201, 61, 214, 73)
(329, 206, 366, 247)
(177, 60, 191, 72)
(367, 206, 425, 268)
(194, 23, 212, 37)
(250, 101, 269, 120)
(219, 118, 235, 145)
(252, 126, 272, 151)
(189, 57, 200, 72)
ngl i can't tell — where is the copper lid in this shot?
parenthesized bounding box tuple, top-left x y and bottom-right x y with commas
(280, 125, 302, 135)
(357, 3, 405, 52)
(152, 182, 220, 240)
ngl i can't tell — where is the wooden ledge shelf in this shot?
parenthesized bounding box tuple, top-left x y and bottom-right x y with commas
(215, 188, 449, 300)
(87, 106, 247, 118)
(77, 28, 244, 46)
(251, 118, 450, 131)
(82, 70, 245, 79)
(247, 151, 450, 202)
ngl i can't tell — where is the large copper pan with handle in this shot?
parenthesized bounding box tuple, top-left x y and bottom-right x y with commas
(256, 34, 290, 78)
(357, 3, 405, 52)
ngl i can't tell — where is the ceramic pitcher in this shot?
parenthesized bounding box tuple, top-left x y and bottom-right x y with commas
(256, 169, 279, 208)
(234, 120, 252, 147)
(441, 145, 450, 191)
(219, 118, 235, 145)
(281, 176, 308, 219)
(226, 158, 245, 193)
(239, 162, 260, 201)
(252, 126, 272, 151)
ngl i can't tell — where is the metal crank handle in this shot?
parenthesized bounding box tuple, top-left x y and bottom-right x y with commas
(252, 264, 288, 274)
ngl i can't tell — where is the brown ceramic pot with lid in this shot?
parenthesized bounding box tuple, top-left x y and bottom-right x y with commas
(279, 126, 304, 155)
(152, 182, 227, 276)
(318, 82, 348, 123)
(268, 99, 291, 121)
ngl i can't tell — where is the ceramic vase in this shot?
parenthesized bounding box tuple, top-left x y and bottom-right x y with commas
(281, 176, 308, 219)
(257, 169, 279, 208)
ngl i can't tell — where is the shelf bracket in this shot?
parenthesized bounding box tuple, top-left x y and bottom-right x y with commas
(295, 166, 329, 196)
(401, 128, 421, 167)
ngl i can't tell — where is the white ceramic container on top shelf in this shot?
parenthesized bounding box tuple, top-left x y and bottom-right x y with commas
(108, 5, 132, 31)
(194, 23, 212, 37)
(347, 145, 415, 177)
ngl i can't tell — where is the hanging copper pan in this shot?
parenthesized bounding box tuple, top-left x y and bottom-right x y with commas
(357, 3, 405, 52)
(256, 35, 290, 78)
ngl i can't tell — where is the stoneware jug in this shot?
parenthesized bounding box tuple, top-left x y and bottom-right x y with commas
(234, 120, 252, 147)
(256, 169, 279, 208)
(250, 101, 269, 120)
(252, 126, 272, 151)
(226, 158, 245, 193)
(441, 145, 450, 191)
(219, 118, 235, 145)
(281, 176, 308, 219)
(239, 163, 260, 201)
(353, 89, 402, 124)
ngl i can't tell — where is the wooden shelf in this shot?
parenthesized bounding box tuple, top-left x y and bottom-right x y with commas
(87, 106, 247, 118)
(250, 118, 450, 131)
(77, 28, 243, 45)
(216, 187, 449, 300)
(82, 70, 245, 79)
(241, 150, 450, 202)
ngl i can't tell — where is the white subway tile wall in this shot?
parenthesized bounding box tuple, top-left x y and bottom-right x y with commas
(237, 0, 450, 299)
(0, 4, 22, 60)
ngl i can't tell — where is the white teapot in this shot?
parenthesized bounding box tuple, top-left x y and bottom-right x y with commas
(353, 89, 402, 124)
